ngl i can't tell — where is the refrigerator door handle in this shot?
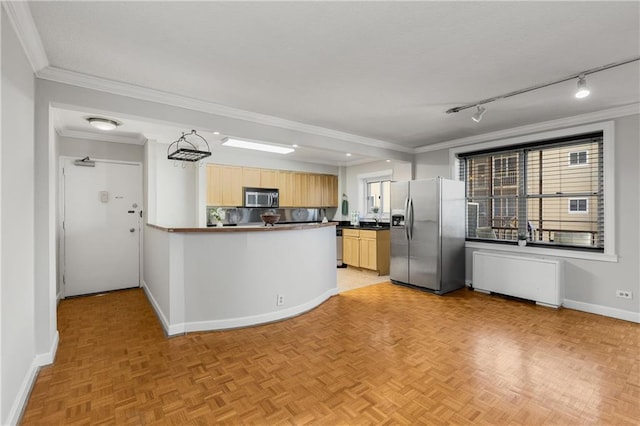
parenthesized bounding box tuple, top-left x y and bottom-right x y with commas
(408, 197, 414, 240)
(404, 197, 410, 240)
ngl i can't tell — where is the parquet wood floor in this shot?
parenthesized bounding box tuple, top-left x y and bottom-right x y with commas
(21, 284, 639, 425)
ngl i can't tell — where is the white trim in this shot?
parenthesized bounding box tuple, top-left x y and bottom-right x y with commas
(142, 281, 337, 336)
(5, 331, 59, 426)
(37, 66, 414, 154)
(140, 280, 179, 336)
(453, 121, 616, 258)
(427, 104, 639, 154)
(466, 241, 618, 262)
(5, 359, 39, 426)
(34, 330, 59, 366)
(563, 299, 640, 324)
(184, 288, 338, 333)
(56, 127, 147, 146)
(1, 1, 48, 72)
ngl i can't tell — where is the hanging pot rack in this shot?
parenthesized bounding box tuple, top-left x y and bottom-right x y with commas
(167, 129, 212, 162)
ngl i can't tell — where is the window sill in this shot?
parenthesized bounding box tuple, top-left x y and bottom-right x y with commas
(465, 241, 618, 263)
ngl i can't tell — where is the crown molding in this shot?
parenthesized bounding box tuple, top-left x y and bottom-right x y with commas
(56, 127, 147, 146)
(36, 66, 415, 155)
(415, 103, 640, 154)
(2, 1, 48, 72)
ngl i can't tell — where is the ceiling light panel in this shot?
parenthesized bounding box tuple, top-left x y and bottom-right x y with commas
(221, 137, 294, 154)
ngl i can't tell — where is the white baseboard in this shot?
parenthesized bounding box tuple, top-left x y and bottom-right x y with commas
(140, 280, 172, 335)
(141, 279, 338, 336)
(56, 290, 62, 305)
(6, 331, 60, 426)
(34, 331, 59, 366)
(184, 288, 339, 333)
(563, 299, 640, 323)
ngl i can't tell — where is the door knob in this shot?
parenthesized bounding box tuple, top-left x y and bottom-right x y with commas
(129, 228, 135, 233)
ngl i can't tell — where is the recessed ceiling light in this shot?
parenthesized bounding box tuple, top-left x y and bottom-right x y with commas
(213, 131, 220, 135)
(346, 153, 352, 157)
(221, 137, 294, 154)
(86, 117, 120, 131)
(292, 144, 299, 148)
(386, 159, 391, 162)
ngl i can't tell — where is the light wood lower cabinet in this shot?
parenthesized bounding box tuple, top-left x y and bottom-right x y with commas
(342, 229, 390, 275)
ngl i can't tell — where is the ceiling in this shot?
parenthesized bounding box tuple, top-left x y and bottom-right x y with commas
(22, 1, 640, 165)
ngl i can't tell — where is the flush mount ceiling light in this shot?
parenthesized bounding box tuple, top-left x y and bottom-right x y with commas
(86, 117, 120, 131)
(575, 75, 590, 99)
(471, 106, 487, 123)
(221, 137, 294, 154)
(445, 56, 639, 119)
(167, 130, 212, 162)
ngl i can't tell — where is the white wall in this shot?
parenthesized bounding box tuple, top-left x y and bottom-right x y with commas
(146, 140, 197, 227)
(1, 7, 37, 424)
(58, 135, 144, 163)
(414, 113, 640, 320)
(344, 160, 412, 220)
(414, 148, 452, 180)
(202, 149, 338, 175)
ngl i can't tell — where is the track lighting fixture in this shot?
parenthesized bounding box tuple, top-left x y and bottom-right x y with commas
(445, 55, 639, 118)
(575, 75, 590, 99)
(471, 106, 487, 123)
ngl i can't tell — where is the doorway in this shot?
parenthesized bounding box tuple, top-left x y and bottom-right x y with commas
(61, 157, 143, 297)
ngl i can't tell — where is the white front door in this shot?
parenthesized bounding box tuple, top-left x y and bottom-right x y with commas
(62, 158, 142, 297)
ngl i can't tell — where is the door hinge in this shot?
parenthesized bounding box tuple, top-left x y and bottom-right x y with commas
(62, 221, 65, 230)
(62, 275, 65, 285)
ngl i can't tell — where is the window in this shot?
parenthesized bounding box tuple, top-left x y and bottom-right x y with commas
(459, 132, 603, 250)
(365, 178, 391, 216)
(569, 198, 588, 213)
(569, 150, 588, 166)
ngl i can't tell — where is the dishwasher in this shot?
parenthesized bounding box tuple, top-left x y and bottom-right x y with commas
(336, 227, 345, 267)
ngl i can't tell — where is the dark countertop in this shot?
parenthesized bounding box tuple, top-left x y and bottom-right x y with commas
(337, 221, 390, 231)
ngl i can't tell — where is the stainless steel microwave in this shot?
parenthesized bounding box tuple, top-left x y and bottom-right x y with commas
(243, 187, 279, 208)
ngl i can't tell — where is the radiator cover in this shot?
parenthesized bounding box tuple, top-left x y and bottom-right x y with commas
(472, 251, 563, 308)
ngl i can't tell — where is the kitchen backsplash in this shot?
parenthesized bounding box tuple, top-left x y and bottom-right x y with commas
(206, 207, 338, 226)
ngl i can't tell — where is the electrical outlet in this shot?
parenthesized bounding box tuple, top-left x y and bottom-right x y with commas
(616, 290, 632, 299)
(276, 294, 285, 306)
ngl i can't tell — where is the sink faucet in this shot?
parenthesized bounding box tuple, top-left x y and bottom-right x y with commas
(374, 217, 379, 226)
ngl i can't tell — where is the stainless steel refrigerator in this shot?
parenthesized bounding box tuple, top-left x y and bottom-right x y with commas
(390, 177, 465, 294)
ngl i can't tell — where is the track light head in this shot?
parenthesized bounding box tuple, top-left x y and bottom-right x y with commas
(575, 75, 590, 99)
(471, 106, 487, 123)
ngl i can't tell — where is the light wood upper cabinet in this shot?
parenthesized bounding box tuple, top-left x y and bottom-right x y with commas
(206, 164, 223, 206)
(321, 174, 338, 207)
(308, 174, 323, 207)
(277, 171, 294, 207)
(207, 164, 242, 207)
(222, 166, 243, 206)
(242, 167, 261, 188)
(206, 164, 338, 208)
(293, 172, 309, 207)
(260, 169, 278, 189)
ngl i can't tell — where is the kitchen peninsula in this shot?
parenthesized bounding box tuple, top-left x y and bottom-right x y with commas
(143, 222, 337, 336)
